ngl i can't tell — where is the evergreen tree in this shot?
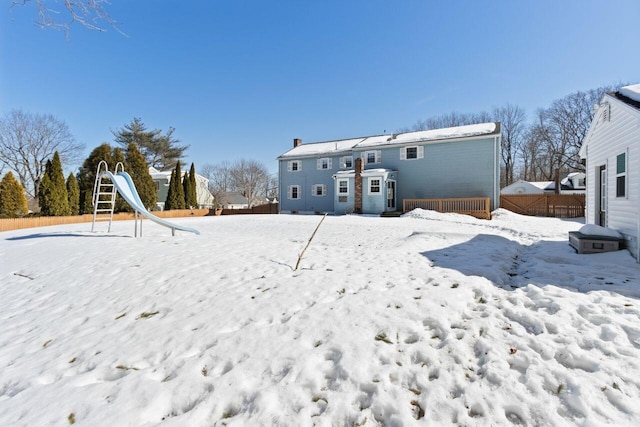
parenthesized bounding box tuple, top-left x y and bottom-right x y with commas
(125, 141, 157, 210)
(164, 161, 185, 210)
(39, 152, 70, 216)
(182, 169, 192, 208)
(66, 173, 80, 215)
(77, 143, 114, 214)
(0, 171, 29, 217)
(113, 117, 188, 170)
(187, 162, 198, 208)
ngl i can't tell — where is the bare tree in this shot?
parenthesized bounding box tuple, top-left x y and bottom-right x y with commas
(493, 104, 527, 187)
(0, 110, 84, 199)
(403, 110, 492, 132)
(229, 159, 270, 208)
(10, 0, 120, 33)
(200, 161, 232, 206)
(527, 85, 618, 182)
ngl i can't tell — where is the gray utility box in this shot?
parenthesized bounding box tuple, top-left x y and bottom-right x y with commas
(569, 231, 623, 254)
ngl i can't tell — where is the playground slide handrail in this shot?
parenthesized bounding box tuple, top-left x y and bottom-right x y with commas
(102, 171, 200, 235)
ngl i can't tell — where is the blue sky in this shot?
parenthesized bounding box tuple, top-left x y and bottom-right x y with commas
(1, 1, 639, 175)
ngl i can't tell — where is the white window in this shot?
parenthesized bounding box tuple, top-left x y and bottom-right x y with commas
(369, 178, 381, 194)
(363, 150, 381, 165)
(287, 160, 302, 172)
(400, 146, 424, 160)
(287, 185, 301, 199)
(317, 158, 333, 170)
(312, 184, 326, 196)
(340, 156, 353, 169)
(338, 179, 349, 195)
(616, 152, 627, 198)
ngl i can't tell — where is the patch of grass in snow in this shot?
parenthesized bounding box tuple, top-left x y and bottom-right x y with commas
(69, 357, 76, 363)
(311, 396, 328, 404)
(43, 339, 52, 348)
(67, 413, 75, 424)
(114, 313, 126, 320)
(115, 365, 139, 371)
(451, 283, 459, 288)
(375, 332, 393, 344)
(136, 311, 159, 319)
(408, 388, 421, 395)
(221, 407, 238, 419)
(557, 383, 564, 394)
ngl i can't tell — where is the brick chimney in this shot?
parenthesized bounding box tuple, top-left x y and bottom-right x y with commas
(354, 157, 363, 214)
(293, 138, 302, 148)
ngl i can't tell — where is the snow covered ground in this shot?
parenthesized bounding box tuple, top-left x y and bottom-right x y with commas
(1, 209, 639, 426)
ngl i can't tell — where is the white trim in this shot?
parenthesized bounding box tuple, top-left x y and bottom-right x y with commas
(368, 177, 382, 195)
(337, 179, 349, 195)
(287, 160, 301, 172)
(340, 155, 353, 169)
(287, 185, 301, 200)
(362, 150, 381, 165)
(312, 184, 327, 197)
(400, 145, 424, 160)
(615, 149, 628, 199)
(316, 157, 333, 170)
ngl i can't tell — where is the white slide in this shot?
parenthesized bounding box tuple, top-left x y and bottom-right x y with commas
(102, 171, 200, 235)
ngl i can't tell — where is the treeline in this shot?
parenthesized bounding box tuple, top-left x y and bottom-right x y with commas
(401, 83, 623, 187)
(0, 116, 195, 218)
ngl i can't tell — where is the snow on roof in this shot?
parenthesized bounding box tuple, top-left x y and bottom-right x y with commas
(279, 137, 365, 158)
(279, 122, 498, 158)
(529, 181, 554, 190)
(619, 83, 640, 103)
(332, 168, 395, 178)
(356, 123, 497, 148)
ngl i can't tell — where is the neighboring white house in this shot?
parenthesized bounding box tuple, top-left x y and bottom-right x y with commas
(501, 180, 553, 195)
(501, 173, 585, 195)
(149, 167, 215, 210)
(579, 83, 640, 262)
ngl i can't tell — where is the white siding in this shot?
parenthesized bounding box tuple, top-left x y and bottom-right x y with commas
(584, 95, 640, 259)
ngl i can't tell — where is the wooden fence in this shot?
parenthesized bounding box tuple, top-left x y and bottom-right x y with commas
(214, 203, 279, 215)
(403, 197, 491, 219)
(0, 209, 209, 233)
(500, 194, 585, 218)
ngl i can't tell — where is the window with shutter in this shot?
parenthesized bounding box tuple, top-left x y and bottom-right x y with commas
(616, 152, 627, 197)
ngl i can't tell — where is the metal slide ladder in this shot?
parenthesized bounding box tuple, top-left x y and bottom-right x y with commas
(91, 161, 124, 232)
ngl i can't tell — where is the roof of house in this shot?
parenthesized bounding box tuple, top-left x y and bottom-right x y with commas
(616, 84, 640, 110)
(222, 192, 249, 205)
(279, 122, 500, 159)
(579, 84, 640, 159)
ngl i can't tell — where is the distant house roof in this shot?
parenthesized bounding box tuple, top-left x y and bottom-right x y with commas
(529, 181, 554, 191)
(222, 192, 249, 206)
(279, 122, 500, 159)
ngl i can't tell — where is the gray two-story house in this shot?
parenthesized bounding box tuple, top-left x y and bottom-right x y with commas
(278, 122, 501, 215)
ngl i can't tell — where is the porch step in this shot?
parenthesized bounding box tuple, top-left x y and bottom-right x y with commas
(380, 211, 403, 218)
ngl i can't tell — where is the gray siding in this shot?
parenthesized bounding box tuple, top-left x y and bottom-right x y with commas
(279, 155, 345, 213)
(354, 136, 500, 210)
(583, 96, 640, 260)
(333, 176, 355, 214)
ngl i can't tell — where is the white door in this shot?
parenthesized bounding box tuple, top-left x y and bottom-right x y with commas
(599, 166, 607, 226)
(386, 180, 396, 210)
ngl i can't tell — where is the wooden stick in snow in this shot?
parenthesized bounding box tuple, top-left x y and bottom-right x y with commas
(294, 213, 327, 271)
